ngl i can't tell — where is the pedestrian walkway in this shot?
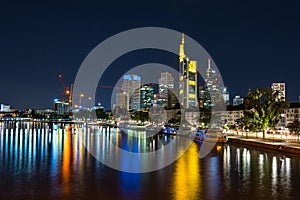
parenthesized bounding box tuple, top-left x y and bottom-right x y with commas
(227, 131, 300, 154)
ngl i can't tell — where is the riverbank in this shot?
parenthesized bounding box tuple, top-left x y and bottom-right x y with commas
(228, 136, 300, 155)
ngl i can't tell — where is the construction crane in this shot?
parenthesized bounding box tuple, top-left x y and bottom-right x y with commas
(58, 74, 73, 107)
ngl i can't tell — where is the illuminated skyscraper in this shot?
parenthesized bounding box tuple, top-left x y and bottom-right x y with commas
(222, 87, 230, 105)
(205, 58, 222, 106)
(140, 84, 154, 110)
(199, 86, 211, 109)
(233, 95, 243, 106)
(117, 92, 129, 110)
(158, 72, 174, 107)
(121, 74, 141, 110)
(271, 82, 286, 102)
(54, 99, 69, 115)
(179, 33, 197, 109)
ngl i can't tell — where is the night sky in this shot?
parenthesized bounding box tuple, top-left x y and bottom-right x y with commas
(0, 0, 300, 110)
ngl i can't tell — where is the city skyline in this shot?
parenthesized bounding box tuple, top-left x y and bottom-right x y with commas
(1, 1, 300, 199)
(0, 1, 300, 110)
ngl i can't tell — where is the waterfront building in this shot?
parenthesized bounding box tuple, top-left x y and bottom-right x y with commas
(54, 99, 69, 115)
(282, 102, 300, 127)
(221, 105, 244, 126)
(271, 82, 286, 102)
(0, 104, 11, 112)
(233, 95, 244, 106)
(179, 33, 198, 109)
(140, 84, 154, 110)
(121, 74, 141, 110)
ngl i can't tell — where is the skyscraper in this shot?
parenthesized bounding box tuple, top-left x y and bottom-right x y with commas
(205, 58, 222, 106)
(121, 74, 141, 110)
(233, 95, 243, 106)
(179, 33, 198, 109)
(271, 82, 286, 102)
(199, 86, 211, 109)
(117, 92, 129, 110)
(158, 72, 174, 107)
(140, 84, 154, 110)
(222, 87, 230, 105)
(54, 99, 69, 115)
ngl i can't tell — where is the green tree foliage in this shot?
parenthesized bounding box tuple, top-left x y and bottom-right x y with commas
(95, 108, 109, 120)
(199, 108, 211, 127)
(131, 110, 149, 122)
(241, 88, 289, 138)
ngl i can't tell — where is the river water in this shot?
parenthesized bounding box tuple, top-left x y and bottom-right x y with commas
(0, 122, 300, 199)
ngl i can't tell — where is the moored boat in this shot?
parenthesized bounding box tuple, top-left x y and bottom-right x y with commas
(191, 128, 227, 143)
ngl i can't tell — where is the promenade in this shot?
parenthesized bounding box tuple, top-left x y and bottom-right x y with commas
(227, 131, 300, 155)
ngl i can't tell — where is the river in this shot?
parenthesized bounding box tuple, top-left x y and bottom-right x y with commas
(0, 121, 300, 199)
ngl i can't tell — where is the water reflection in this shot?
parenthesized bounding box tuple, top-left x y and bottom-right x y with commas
(171, 143, 201, 200)
(0, 122, 299, 199)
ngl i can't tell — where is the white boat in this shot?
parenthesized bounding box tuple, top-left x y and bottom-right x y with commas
(191, 128, 227, 143)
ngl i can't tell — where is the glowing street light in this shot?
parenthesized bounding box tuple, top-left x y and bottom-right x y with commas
(79, 93, 84, 106)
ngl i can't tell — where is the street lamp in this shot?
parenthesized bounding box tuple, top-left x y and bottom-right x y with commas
(79, 93, 84, 106)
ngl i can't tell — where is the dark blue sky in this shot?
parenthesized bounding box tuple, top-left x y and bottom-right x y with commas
(0, 0, 300, 110)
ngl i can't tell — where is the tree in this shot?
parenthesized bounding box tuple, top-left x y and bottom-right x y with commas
(168, 117, 180, 125)
(95, 108, 109, 120)
(131, 110, 149, 123)
(242, 88, 289, 139)
(287, 120, 300, 141)
(199, 108, 211, 127)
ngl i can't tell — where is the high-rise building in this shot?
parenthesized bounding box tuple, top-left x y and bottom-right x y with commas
(205, 58, 222, 106)
(0, 104, 11, 112)
(199, 86, 211, 109)
(222, 87, 230, 105)
(271, 82, 286, 102)
(158, 72, 174, 108)
(121, 74, 141, 110)
(140, 84, 154, 110)
(117, 92, 129, 110)
(179, 33, 198, 109)
(167, 89, 179, 109)
(233, 96, 243, 106)
(54, 99, 69, 115)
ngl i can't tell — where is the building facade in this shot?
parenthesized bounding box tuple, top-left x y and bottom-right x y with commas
(271, 82, 286, 102)
(179, 33, 197, 109)
(117, 92, 129, 110)
(121, 74, 141, 110)
(205, 58, 222, 106)
(54, 99, 69, 115)
(158, 72, 174, 108)
(233, 95, 244, 106)
(140, 84, 154, 110)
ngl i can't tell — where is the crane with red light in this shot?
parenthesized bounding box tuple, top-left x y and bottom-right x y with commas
(58, 74, 73, 107)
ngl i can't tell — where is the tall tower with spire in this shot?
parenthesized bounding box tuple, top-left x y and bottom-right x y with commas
(179, 33, 197, 109)
(205, 58, 222, 106)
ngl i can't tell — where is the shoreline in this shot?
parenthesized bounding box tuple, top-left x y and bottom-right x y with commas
(228, 136, 300, 155)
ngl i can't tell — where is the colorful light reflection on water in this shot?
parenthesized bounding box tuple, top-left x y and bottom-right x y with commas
(0, 121, 300, 199)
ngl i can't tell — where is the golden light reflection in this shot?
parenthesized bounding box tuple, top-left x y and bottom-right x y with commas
(171, 143, 201, 200)
(62, 127, 71, 195)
